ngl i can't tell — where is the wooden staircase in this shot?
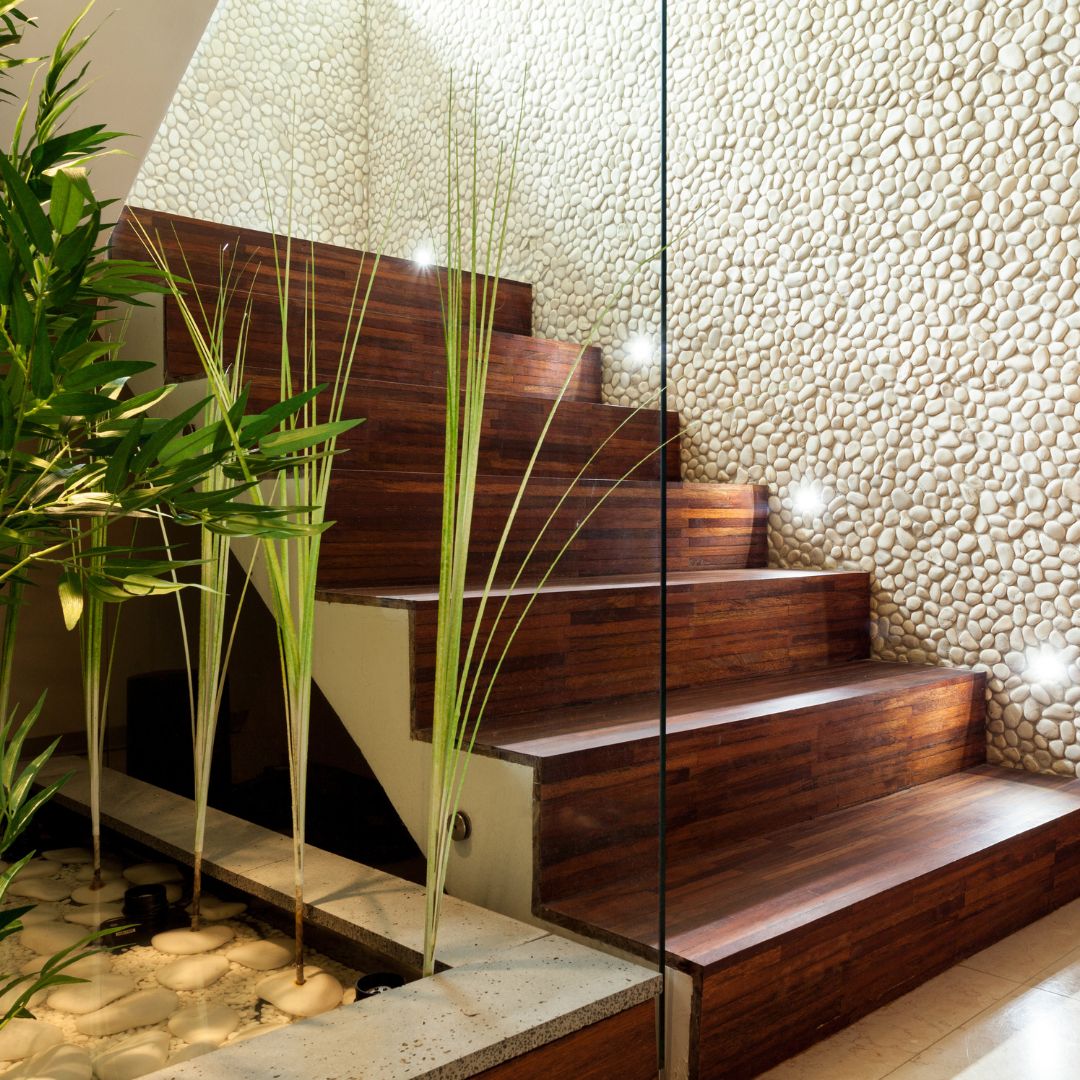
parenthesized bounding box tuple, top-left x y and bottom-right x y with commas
(114, 208, 1080, 1080)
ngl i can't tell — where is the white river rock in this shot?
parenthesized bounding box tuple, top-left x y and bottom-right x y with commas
(187, 894, 246, 921)
(8, 879, 69, 903)
(226, 939, 291, 971)
(19, 922, 86, 955)
(76, 988, 179, 1036)
(63, 901, 122, 927)
(92, 1031, 170, 1080)
(151, 925, 233, 955)
(0, 1043, 91, 1080)
(156, 954, 229, 991)
(46, 974, 137, 1016)
(70, 880, 127, 905)
(256, 966, 344, 1017)
(41, 848, 92, 865)
(0, 1020, 62, 1061)
(168, 1002, 240, 1046)
(20, 952, 111, 979)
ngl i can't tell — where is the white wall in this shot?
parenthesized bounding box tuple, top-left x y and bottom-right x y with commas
(0, 2, 216, 736)
(132, 0, 1080, 778)
(0, 1, 218, 208)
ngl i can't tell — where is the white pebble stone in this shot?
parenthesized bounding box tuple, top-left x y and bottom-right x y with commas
(156, 954, 230, 991)
(167, 1043, 217, 1066)
(91, 1031, 170, 1080)
(12, 861, 57, 880)
(13, 905, 61, 926)
(41, 849, 92, 865)
(0, 1043, 91, 1080)
(8, 879, 70, 903)
(47, 975, 137, 1016)
(0, 1020, 62, 1061)
(226, 939, 291, 971)
(19, 922, 86, 955)
(151, 925, 234, 955)
(63, 901, 122, 928)
(168, 1002, 240, 1045)
(70, 881, 126, 905)
(187, 895, 246, 921)
(76, 988, 179, 1036)
(20, 953, 111, 979)
(256, 967, 344, 1017)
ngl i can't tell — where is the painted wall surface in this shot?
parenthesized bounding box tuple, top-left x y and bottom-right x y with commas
(132, 0, 1080, 777)
(0, 1, 218, 208)
(0, 1, 216, 737)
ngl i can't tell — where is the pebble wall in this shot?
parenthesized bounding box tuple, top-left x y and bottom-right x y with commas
(132, 0, 1080, 777)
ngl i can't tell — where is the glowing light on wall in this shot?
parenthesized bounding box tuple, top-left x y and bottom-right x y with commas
(791, 485, 825, 518)
(1026, 647, 1069, 686)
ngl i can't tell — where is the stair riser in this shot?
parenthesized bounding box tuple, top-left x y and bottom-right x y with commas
(410, 573, 870, 724)
(115, 207, 607, 401)
(243, 374, 681, 481)
(320, 477, 768, 589)
(118, 207, 532, 338)
(537, 672, 987, 903)
(166, 298, 601, 400)
(693, 810, 1080, 1078)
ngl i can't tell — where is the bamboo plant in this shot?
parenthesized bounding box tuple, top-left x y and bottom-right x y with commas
(422, 87, 677, 975)
(161, 258, 258, 931)
(135, 213, 380, 982)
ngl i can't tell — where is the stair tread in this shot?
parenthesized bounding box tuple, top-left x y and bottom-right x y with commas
(319, 565, 860, 607)
(545, 765, 1080, 973)
(476, 660, 982, 763)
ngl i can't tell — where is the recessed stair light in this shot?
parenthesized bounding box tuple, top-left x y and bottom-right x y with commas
(791, 485, 825, 517)
(626, 335, 654, 367)
(1026, 647, 1069, 686)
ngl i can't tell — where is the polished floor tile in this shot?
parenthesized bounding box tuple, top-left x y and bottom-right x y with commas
(885, 986, 1080, 1080)
(959, 899, 1080, 983)
(759, 966, 1018, 1079)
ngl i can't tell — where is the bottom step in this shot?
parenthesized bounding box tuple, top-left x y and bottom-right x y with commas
(544, 766, 1080, 1079)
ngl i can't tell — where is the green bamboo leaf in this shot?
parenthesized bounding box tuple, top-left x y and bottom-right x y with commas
(58, 571, 83, 630)
(0, 154, 52, 254)
(48, 167, 86, 235)
(103, 419, 142, 493)
(104, 383, 173, 421)
(258, 418, 361, 456)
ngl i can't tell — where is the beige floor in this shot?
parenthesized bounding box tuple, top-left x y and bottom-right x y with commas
(760, 897, 1080, 1079)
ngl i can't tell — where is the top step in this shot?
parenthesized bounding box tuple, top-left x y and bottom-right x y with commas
(114, 208, 602, 401)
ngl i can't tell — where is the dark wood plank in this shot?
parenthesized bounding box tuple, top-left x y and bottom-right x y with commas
(323, 569, 868, 721)
(112, 205, 532, 335)
(318, 475, 768, 589)
(518, 662, 987, 904)
(474, 1001, 657, 1080)
(112, 207, 602, 402)
(165, 296, 602, 401)
(539, 766, 1080, 1078)
(242, 373, 680, 481)
(691, 771, 1080, 1078)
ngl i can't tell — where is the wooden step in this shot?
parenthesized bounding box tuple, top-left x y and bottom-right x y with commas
(544, 765, 1080, 1079)
(319, 474, 767, 589)
(243, 373, 680, 481)
(472, 661, 987, 904)
(321, 568, 870, 723)
(113, 207, 602, 401)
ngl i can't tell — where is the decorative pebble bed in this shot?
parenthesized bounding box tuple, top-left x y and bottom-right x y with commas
(0, 848, 362, 1079)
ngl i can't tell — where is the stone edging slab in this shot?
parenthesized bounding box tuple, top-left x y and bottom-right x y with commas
(39, 758, 661, 1078)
